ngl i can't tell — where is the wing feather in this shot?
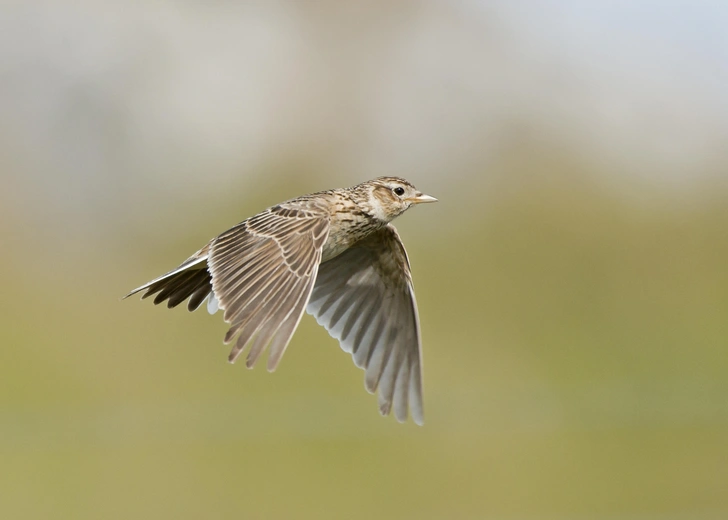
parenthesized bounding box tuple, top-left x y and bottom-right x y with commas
(208, 204, 330, 368)
(306, 224, 425, 425)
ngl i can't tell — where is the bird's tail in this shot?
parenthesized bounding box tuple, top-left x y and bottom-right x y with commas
(123, 255, 218, 313)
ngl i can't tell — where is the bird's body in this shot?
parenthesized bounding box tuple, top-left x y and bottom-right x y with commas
(125, 177, 436, 425)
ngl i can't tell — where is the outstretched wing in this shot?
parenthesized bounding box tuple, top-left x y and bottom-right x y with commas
(306, 224, 424, 425)
(208, 204, 330, 371)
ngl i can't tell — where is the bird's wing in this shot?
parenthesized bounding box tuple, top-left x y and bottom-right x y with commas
(208, 203, 330, 371)
(306, 224, 424, 425)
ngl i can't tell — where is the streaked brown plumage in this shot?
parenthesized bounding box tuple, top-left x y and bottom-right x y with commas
(124, 177, 437, 425)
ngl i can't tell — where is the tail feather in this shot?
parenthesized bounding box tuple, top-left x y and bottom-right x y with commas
(188, 278, 214, 311)
(124, 255, 213, 312)
(153, 269, 200, 305)
(165, 270, 212, 309)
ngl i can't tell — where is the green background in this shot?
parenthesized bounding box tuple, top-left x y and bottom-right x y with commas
(2, 3, 727, 519)
(3, 155, 727, 519)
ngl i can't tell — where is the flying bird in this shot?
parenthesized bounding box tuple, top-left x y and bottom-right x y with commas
(124, 177, 437, 425)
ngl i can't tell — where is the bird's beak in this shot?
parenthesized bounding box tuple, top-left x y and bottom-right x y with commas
(410, 192, 438, 204)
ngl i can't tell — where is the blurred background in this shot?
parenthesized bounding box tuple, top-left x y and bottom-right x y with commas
(2, 1, 727, 519)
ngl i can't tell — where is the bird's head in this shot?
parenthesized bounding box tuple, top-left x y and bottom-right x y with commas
(355, 177, 437, 223)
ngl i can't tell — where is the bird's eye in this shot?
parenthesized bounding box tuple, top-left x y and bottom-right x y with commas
(393, 187, 405, 196)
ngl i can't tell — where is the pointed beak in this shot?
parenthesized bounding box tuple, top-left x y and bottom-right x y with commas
(410, 192, 438, 204)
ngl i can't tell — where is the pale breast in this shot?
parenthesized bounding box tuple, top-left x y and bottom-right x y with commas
(321, 199, 382, 263)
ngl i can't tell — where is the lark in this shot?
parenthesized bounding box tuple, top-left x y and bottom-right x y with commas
(124, 177, 437, 425)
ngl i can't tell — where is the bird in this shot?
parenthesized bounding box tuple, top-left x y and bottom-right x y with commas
(124, 177, 437, 425)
